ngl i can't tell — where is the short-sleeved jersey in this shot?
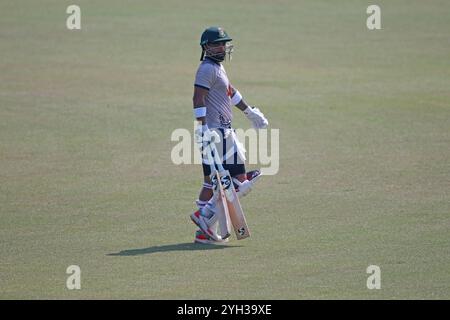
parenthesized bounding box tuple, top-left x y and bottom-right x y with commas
(194, 58, 233, 129)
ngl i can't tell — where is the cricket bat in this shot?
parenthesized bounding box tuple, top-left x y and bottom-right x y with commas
(205, 142, 231, 240)
(214, 171, 232, 240)
(218, 170, 250, 239)
(210, 144, 251, 240)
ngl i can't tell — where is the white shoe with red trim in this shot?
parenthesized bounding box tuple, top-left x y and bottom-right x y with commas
(194, 230, 228, 244)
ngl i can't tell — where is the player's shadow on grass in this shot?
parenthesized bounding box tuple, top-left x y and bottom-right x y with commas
(107, 242, 241, 256)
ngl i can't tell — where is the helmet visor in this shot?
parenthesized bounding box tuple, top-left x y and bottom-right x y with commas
(204, 42, 234, 61)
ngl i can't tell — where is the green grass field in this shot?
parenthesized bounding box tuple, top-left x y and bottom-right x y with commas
(1, 0, 449, 299)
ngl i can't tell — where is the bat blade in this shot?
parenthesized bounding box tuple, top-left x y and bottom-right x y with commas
(215, 171, 231, 240)
(218, 170, 250, 240)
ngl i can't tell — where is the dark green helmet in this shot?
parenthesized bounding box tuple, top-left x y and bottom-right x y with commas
(200, 26, 232, 46)
(199, 26, 234, 62)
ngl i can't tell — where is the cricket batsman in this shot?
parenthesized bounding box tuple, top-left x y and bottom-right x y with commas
(190, 26, 269, 244)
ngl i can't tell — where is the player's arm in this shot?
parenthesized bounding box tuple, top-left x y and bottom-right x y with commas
(193, 86, 209, 125)
(230, 85, 269, 129)
(229, 86, 249, 112)
(193, 85, 219, 147)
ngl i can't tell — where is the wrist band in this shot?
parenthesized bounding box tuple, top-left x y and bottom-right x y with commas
(194, 106, 206, 118)
(231, 90, 242, 106)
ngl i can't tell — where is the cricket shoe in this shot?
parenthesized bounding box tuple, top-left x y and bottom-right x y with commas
(194, 230, 229, 245)
(190, 209, 222, 242)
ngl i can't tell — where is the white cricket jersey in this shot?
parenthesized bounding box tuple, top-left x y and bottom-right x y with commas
(194, 58, 233, 129)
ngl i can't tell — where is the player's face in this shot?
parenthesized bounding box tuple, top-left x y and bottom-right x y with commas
(205, 41, 233, 61)
(207, 42, 226, 55)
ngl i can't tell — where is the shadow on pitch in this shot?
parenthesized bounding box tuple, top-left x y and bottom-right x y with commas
(107, 242, 241, 256)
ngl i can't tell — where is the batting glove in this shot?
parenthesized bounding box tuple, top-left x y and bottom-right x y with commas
(232, 174, 262, 198)
(243, 106, 269, 129)
(194, 124, 220, 149)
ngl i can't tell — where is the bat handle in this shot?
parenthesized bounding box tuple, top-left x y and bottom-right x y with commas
(210, 142, 225, 172)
